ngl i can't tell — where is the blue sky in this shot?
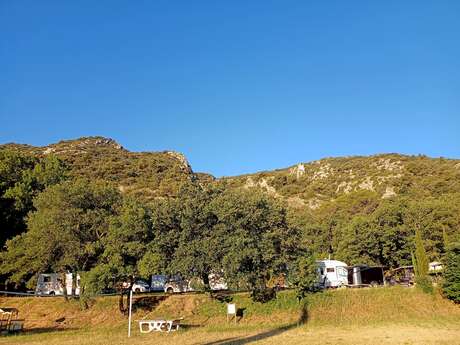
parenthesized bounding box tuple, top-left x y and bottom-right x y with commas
(1, 1, 459, 177)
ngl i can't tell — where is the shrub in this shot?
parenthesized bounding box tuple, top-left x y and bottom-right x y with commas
(250, 287, 276, 303)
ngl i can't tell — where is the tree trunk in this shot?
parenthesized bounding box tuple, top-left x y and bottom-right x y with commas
(118, 290, 127, 314)
(71, 272, 76, 297)
(60, 272, 68, 301)
(202, 273, 210, 292)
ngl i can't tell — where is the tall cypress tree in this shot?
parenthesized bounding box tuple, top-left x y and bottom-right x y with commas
(442, 242, 460, 303)
(413, 229, 432, 293)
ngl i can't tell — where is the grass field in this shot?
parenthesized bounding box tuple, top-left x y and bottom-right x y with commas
(1, 287, 460, 344)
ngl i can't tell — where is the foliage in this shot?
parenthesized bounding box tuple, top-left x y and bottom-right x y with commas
(0, 179, 121, 288)
(84, 198, 153, 293)
(213, 188, 304, 301)
(166, 183, 223, 290)
(413, 229, 433, 294)
(250, 287, 277, 303)
(1, 137, 194, 201)
(288, 252, 318, 300)
(442, 242, 460, 303)
(0, 150, 67, 247)
(2, 137, 460, 304)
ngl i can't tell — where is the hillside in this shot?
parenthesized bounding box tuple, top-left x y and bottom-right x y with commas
(0, 137, 210, 200)
(221, 154, 460, 210)
(2, 137, 459, 206)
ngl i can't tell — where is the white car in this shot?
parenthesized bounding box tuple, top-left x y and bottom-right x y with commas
(122, 280, 150, 293)
(164, 278, 193, 294)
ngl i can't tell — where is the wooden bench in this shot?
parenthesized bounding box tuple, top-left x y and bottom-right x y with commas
(138, 318, 183, 333)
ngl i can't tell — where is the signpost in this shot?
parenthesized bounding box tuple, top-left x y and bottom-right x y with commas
(128, 287, 133, 337)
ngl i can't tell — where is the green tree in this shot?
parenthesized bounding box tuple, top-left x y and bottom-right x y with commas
(413, 229, 432, 293)
(442, 242, 460, 303)
(214, 188, 304, 301)
(167, 183, 223, 291)
(0, 179, 121, 289)
(288, 252, 318, 301)
(4, 155, 67, 212)
(87, 198, 153, 290)
(0, 150, 37, 246)
(81, 198, 152, 312)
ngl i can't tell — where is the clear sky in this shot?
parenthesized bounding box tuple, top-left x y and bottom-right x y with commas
(1, 1, 459, 177)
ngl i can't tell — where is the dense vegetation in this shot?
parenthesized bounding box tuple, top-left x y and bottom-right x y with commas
(0, 137, 459, 302)
(1, 137, 200, 201)
(443, 242, 460, 303)
(0, 147, 312, 301)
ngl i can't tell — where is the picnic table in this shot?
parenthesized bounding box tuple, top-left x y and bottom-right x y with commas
(138, 317, 183, 333)
(0, 308, 24, 333)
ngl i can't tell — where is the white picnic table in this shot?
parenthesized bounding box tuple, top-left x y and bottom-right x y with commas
(138, 317, 183, 333)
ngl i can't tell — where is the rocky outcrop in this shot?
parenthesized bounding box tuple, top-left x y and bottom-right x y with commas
(165, 151, 193, 173)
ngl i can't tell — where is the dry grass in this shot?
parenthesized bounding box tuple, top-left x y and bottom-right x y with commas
(1, 287, 460, 344)
(3, 323, 460, 345)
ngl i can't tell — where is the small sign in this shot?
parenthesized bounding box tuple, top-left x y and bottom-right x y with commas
(227, 303, 236, 323)
(227, 303, 236, 315)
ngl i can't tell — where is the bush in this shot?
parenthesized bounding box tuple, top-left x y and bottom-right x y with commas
(416, 276, 433, 294)
(443, 242, 460, 303)
(250, 287, 276, 303)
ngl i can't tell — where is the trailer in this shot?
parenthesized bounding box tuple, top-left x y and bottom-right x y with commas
(316, 260, 349, 288)
(347, 265, 385, 287)
(35, 273, 80, 296)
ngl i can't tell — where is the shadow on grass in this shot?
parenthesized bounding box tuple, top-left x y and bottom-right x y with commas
(179, 324, 202, 330)
(3, 327, 79, 337)
(132, 295, 169, 313)
(203, 302, 309, 345)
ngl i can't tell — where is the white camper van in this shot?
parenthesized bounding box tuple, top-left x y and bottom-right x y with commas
(35, 273, 80, 296)
(316, 260, 348, 288)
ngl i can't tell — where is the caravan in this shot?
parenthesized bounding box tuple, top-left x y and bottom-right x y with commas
(35, 273, 80, 296)
(316, 260, 348, 288)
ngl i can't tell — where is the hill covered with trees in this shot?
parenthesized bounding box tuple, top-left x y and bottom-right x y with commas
(0, 136, 459, 301)
(1, 136, 209, 201)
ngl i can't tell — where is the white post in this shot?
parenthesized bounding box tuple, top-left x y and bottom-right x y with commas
(128, 288, 133, 337)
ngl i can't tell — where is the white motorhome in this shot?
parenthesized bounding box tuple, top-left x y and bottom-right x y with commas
(316, 260, 348, 288)
(35, 273, 80, 296)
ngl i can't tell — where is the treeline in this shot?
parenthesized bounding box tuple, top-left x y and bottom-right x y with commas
(0, 149, 314, 302)
(290, 190, 460, 268)
(1, 149, 459, 303)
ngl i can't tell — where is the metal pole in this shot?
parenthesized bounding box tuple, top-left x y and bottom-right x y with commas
(128, 288, 133, 337)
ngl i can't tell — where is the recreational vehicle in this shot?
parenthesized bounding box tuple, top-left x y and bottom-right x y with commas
(35, 273, 80, 296)
(316, 260, 348, 288)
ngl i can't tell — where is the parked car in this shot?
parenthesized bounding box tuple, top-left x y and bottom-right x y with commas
(164, 275, 193, 294)
(150, 274, 227, 294)
(150, 275, 167, 292)
(121, 279, 150, 293)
